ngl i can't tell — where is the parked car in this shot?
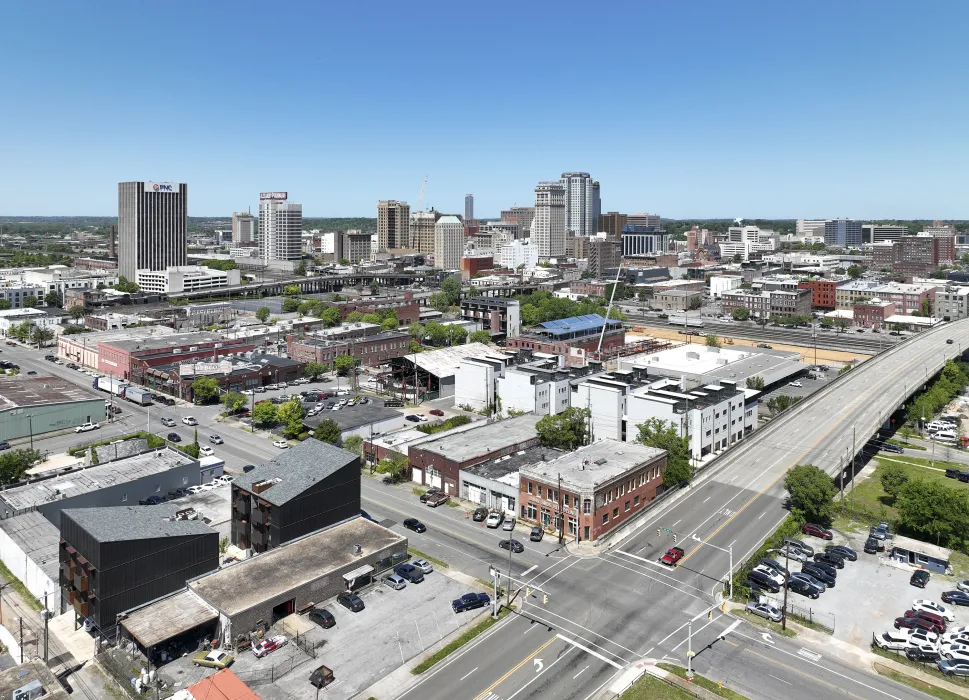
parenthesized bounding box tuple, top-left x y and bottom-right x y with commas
(782, 537, 813, 556)
(913, 599, 956, 621)
(788, 577, 820, 599)
(199, 446, 214, 456)
(395, 563, 425, 583)
(938, 659, 969, 677)
(452, 592, 490, 613)
(138, 495, 166, 506)
(337, 592, 364, 612)
(308, 607, 336, 629)
(403, 518, 426, 533)
(429, 409, 444, 416)
(412, 558, 434, 574)
(790, 572, 826, 594)
(910, 570, 931, 588)
(957, 580, 969, 594)
(252, 635, 288, 658)
(864, 537, 882, 554)
(777, 545, 807, 562)
(209, 434, 224, 444)
(0, 441, 9, 451)
(808, 559, 838, 578)
(759, 558, 789, 577)
(943, 591, 969, 606)
(661, 547, 685, 566)
(273, 440, 290, 449)
(405, 415, 421, 423)
(940, 644, 969, 661)
(745, 602, 782, 623)
(752, 565, 785, 586)
(874, 631, 914, 651)
(801, 565, 836, 587)
(530, 526, 545, 542)
(383, 574, 407, 591)
(499, 539, 525, 554)
(486, 512, 504, 528)
(825, 544, 857, 561)
(194, 650, 234, 668)
(182, 416, 198, 426)
(895, 617, 941, 634)
(472, 507, 489, 522)
(419, 487, 442, 503)
(243, 464, 256, 473)
(802, 523, 833, 540)
(75, 422, 100, 433)
(502, 517, 516, 532)
(747, 570, 780, 593)
(813, 552, 845, 569)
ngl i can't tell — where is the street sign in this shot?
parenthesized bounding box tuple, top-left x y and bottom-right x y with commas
(659, 527, 673, 533)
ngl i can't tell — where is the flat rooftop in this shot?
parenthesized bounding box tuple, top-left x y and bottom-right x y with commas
(521, 440, 666, 492)
(402, 343, 512, 379)
(620, 343, 803, 385)
(462, 445, 548, 482)
(416, 414, 542, 463)
(303, 403, 402, 432)
(0, 375, 102, 411)
(57, 326, 176, 347)
(121, 589, 218, 649)
(0, 511, 60, 582)
(231, 439, 357, 507)
(0, 447, 195, 513)
(189, 517, 405, 617)
(107, 330, 225, 353)
(63, 505, 217, 542)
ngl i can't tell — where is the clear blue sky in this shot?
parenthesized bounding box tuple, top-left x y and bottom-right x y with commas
(2, 1, 967, 219)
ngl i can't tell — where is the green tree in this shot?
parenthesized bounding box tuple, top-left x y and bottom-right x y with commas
(314, 419, 342, 445)
(113, 276, 140, 293)
(469, 330, 491, 344)
(31, 326, 54, 347)
(745, 376, 765, 390)
(68, 305, 86, 322)
(705, 334, 721, 347)
(408, 323, 425, 341)
(846, 265, 864, 279)
(429, 292, 450, 313)
(446, 325, 468, 346)
(44, 291, 61, 307)
(252, 400, 278, 426)
(370, 281, 379, 296)
(255, 307, 271, 323)
(334, 355, 356, 376)
(294, 260, 307, 276)
(346, 311, 364, 323)
(424, 322, 448, 346)
(362, 313, 382, 325)
(898, 424, 916, 443)
(732, 253, 743, 264)
(282, 297, 300, 313)
(283, 285, 301, 297)
(408, 340, 424, 353)
(784, 464, 837, 524)
(221, 391, 246, 414)
(879, 463, 909, 504)
(191, 376, 220, 403)
(296, 301, 314, 317)
(381, 317, 398, 332)
(342, 434, 364, 455)
(535, 408, 590, 450)
(22, 296, 39, 308)
(0, 448, 41, 485)
(636, 418, 692, 487)
(896, 478, 969, 548)
(376, 452, 410, 480)
(304, 361, 327, 379)
(321, 307, 342, 327)
(732, 307, 750, 321)
(838, 364, 853, 376)
(441, 277, 462, 306)
(0, 300, 10, 311)
(278, 397, 306, 438)
(921, 297, 932, 317)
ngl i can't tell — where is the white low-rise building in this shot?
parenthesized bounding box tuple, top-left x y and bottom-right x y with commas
(498, 239, 539, 269)
(454, 356, 505, 411)
(23, 267, 118, 298)
(709, 275, 743, 299)
(0, 308, 61, 337)
(136, 266, 241, 294)
(0, 285, 45, 309)
(496, 359, 572, 417)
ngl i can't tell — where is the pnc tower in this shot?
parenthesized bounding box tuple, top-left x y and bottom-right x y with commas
(118, 181, 188, 280)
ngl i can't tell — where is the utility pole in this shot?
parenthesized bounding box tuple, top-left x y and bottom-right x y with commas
(851, 425, 856, 511)
(839, 455, 844, 510)
(19, 617, 23, 663)
(781, 548, 791, 631)
(557, 473, 564, 545)
(43, 592, 49, 665)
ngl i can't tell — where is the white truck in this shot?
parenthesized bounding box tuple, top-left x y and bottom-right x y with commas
(95, 377, 128, 396)
(123, 386, 152, 406)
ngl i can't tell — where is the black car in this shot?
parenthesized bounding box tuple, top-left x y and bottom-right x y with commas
(530, 526, 544, 542)
(813, 552, 845, 569)
(403, 518, 426, 533)
(405, 415, 421, 423)
(395, 564, 425, 583)
(472, 507, 489, 522)
(336, 592, 364, 612)
(746, 569, 780, 593)
(0, 441, 9, 451)
(243, 464, 256, 473)
(308, 607, 336, 628)
(906, 647, 941, 663)
(825, 545, 857, 561)
(166, 432, 181, 442)
(864, 538, 881, 554)
(946, 468, 961, 479)
(499, 539, 525, 554)
(788, 577, 820, 599)
(942, 591, 969, 606)
(419, 488, 442, 503)
(138, 495, 167, 506)
(452, 592, 491, 613)
(959, 472, 969, 484)
(26, 370, 36, 375)
(801, 564, 836, 586)
(911, 570, 930, 588)
(760, 558, 789, 577)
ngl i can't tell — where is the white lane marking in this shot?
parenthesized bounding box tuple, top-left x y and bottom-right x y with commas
(670, 614, 725, 652)
(758, 510, 766, 519)
(556, 634, 623, 669)
(506, 646, 576, 700)
(673, 519, 682, 527)
(798, 648, 822, 662)
(522, 607, 639, 657)
(460, 667, 479, 681)
(521, 564, 537, 577)
(728, 539, 737, 547)
(769, 674, 792, 685)
(702, 496, 711, 504)
(523, 625, 535, 634)
(573, 666, 589, 679)
(599, 555, 709, 603)
(529, 557, 583, 588)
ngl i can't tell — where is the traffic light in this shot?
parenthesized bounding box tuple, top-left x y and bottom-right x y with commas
(673, 533, 678, 543)
(657, 528, 661, 537)
(543, 593, 549, 605)
(526, 587, 531, 598)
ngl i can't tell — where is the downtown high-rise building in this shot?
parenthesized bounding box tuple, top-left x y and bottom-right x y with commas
(377, 200, 411, 250)
(627, 212, 662, 229)
(258, 192, 303, 261)
(500, 206, 535, 238)
(409, 209, 439, 254)
(434, 215, 465, 270)
(232, 211, 255, 244)
(560, 172, 598, 238)
(464, 194, 474, 223)
(597, 212, 627, 238)
(118, 181, 188, 280)
(531, 182, 566, 258)
(824, 219, 863, 248)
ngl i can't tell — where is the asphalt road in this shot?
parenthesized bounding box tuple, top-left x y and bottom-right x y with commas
(395, 320, 969, 700)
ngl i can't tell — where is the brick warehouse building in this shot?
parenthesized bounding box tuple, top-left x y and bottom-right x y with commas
(504, 314, 625, 367)
(334, 299, 421, 327)
(97, 331, 254, 381)
(518, 440, 667, 542)
(407, 414, 542, 496)
(797, 278, 838, 310)
(286, 331, 411, 368)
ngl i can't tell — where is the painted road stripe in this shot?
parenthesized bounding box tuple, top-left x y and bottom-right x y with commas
(460, 667, 479, 681)
(521, 564, 537, 577)
(556, 634, 623, 669)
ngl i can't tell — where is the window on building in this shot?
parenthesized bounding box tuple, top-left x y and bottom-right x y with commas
(625, 500, 630, 512)
(583, 499, 591, 514)
(619, 483, 624, 496)
(527, 482, 533, 494)
(602, 513, 609, 524)
(612, 507, 619, 518)
(634, 495, 640, 506)
(563, 494, 569, 507)
(122, 493, 127, 502)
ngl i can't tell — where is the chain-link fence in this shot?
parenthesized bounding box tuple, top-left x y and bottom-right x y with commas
(784, 599, 835, 634)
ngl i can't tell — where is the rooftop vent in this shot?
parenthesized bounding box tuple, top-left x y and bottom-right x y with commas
(594, 458, 607, 465)
(353, 544, 363, 556)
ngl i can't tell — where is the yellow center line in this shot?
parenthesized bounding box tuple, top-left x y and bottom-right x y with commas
(742, 647, 867, 700)
(473, 636, 558, 700)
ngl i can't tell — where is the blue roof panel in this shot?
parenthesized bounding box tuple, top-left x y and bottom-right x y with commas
(538, 314, 620, 336)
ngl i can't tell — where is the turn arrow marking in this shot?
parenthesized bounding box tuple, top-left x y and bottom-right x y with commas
(534, 658, 544, 673)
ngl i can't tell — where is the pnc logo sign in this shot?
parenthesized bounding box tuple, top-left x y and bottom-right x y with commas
(153, 183, 173, 192)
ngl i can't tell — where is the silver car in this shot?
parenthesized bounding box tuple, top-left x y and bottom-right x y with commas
(502, 517, 516, 532)
(745, 602, 783, 623)
(777, 545, 807, 562)
(383, 574, 406, 591)
(412, 558, 434, 574)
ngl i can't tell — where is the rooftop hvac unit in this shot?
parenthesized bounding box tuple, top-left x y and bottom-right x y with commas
(13, 680, 44, 700)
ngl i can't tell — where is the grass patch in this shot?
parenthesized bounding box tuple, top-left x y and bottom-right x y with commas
(445, 500, 460, 508)
(657, 663, 749, 700)
(949, 551, 969, 580)
(880, 454, 965, 472)
(412, 487, 428, 498)
(831, 513, 866, 535)
(411, 606, 512, 674)
(873, 662, 965, 700)
(618, 673, 698, 700)
(841, 456, 969, 523)
(787, 610, 832, 635)
(0, 561, 42, 611)
(408, 547, 449, 569)
(738, 610, 796, 637)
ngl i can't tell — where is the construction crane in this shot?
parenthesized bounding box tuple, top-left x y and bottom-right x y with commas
(415, 175, 428, 213)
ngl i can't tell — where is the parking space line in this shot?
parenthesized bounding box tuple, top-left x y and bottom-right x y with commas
(556, 634, 623, 669)
(573, 665, 589, 679)
(521, 565, 537, 577)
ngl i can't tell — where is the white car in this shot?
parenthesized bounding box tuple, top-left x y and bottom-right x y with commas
(182, 416, 199, 426)
(186, 485, 206, 495)
(958, 580, 969, 594)
(75, 422, 100, 433)
(752, 565, 785, 586)
(273, 440, 290, 449)
(200, 482, 217, 491)
(913, 599, 956, 621)
(294, 378, 309, 385)
(909, 629, 939, 646)
(941, 631, 969, 646)
(213, 475, 234, 486)
(941, 643, 969, 660)
(789, 381, 803, 388)
(266, 384, 278, 391)
(242, 389, 254, 396)
(948, 625, 969, 637)
(485, 512, 504, 528)
(199, 446, 215, 456)
(874, 631, 912, 651)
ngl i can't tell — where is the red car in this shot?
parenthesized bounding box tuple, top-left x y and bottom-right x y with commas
(660, 547, 685, 566)
(895, 616, 943, 634)
(904, 609, 947, 632)
(802, 523, 833, 540)
(252, 635, 288, 658)
(429, 409, 444, 416)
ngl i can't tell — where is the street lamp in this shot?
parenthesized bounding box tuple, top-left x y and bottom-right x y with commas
(26, 414, 33, 452)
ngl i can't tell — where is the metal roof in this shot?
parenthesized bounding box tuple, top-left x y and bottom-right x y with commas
(0, 376, 103, 411)
(121, 589, 218, 649)
(231, 439, 358, 506)
(538, 314, 620, 336)
(62, 505, 217, 543)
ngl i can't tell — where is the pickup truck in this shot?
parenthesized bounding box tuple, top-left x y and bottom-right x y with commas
(425, 492, 450, 508)
(660, 547, 685, 566)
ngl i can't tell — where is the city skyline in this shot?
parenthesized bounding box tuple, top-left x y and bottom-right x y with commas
(2, 2, 968, 218)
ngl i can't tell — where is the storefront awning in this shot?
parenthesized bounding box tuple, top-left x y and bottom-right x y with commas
(342, 564, 374, 583)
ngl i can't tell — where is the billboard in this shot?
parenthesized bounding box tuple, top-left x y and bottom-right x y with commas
(145, 181, 180, 194)
(179, 361, 233, 377)
(260, 192, 288, 201)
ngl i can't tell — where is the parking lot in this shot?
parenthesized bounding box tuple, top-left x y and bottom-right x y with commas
(157, 567, 486, 700)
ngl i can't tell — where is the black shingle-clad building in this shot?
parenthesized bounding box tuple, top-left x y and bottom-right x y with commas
(59, 506, 218, 635)
(230, 439, 360, 553)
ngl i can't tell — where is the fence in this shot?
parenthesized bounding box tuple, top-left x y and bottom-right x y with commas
(870, 632, 969, 687)
(784, 599, 835, 634)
